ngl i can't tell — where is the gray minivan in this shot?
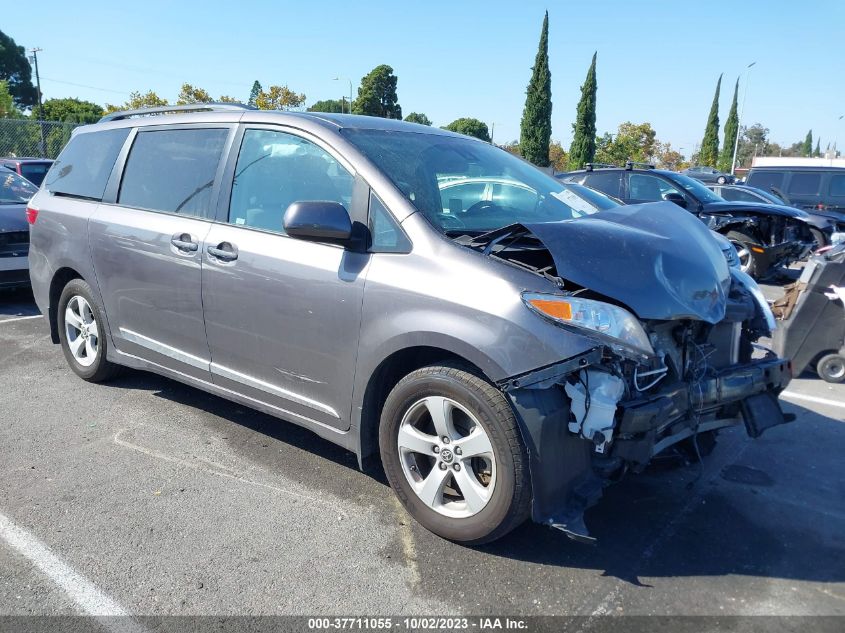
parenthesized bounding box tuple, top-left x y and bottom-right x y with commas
(746, 166, 845, 230)
(28, 104, 792, 544)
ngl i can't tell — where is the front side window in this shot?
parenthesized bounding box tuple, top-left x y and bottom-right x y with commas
(788, 172, 821, 195)
(45, 128, 130, 201)
(342, 128, 612, 234)
(627, 173, 679, 201)
(119, 128, 228, 216)
(228, 129, 354, 233)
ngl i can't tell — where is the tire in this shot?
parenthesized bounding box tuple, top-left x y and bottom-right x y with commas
(717, 176, 727, 184)
(57, 279, 122, 382)
(809, 228, 829, 252)
(816, 354, 845, 384)
(379, 364, 531, 544)
(726, 230, 762, 278)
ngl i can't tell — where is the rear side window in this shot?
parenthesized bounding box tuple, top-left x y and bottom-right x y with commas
(720, 188, 759, 203)
(829, 174, 845, 197)
(20, 163, 51, 186)
(747, 171, 785, 192)
(119, 128, 228, 217)
(581, 171, 622, 198)
(788, 172, 821, 195)
(45, 128, 130, 200)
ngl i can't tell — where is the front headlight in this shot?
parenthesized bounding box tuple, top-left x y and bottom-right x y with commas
(523, 292, 655, 356)
(730, 269, 776, 333)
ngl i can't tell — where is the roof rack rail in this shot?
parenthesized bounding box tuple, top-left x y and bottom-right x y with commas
(585, 162, 617, 172)
(99, 102, 255, 123)
(625, 161, 655, 170)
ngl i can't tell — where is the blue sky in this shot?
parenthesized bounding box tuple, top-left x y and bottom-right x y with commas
(7, 1, 845, 155)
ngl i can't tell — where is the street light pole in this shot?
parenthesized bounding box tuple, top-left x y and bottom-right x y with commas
(731, 61, 756, 175)
(333, 77, 353, 114)
(28, 47, 46, 156)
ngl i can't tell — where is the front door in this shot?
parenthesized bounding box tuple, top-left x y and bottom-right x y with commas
(201, 127, 369, 430)
(89, 126, 231, 380)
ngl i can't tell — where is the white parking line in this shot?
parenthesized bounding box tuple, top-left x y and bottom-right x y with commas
(0, 510, 144, 631)
(0, 314, 42, 324)
(781, 391, 845, 410)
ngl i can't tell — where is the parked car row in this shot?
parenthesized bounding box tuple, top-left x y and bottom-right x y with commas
(24, 104, 793, 545)
(559, 162, 834, 279)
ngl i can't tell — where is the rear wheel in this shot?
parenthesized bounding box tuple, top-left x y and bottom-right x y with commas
(726, 230, 762, 278)
(717, 176, 727, 184)
(816, 354, 845, 384)
(58, 279, 121, 382)
(379, 365, 531, 544)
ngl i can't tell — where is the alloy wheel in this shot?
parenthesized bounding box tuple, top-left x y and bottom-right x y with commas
(397, 396, 496, 519)
(64, 295, 99, 367)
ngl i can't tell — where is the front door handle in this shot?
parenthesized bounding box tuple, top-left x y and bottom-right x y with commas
(208, 242, 238, 262)
(171, 233, 198, 252)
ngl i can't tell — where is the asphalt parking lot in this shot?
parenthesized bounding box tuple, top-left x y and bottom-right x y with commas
(0, 285, 843, 619)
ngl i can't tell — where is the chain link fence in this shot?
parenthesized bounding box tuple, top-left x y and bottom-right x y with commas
(0, 118, 82, 159)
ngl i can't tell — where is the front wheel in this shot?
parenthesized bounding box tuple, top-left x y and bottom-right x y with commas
(58, 279, 122, 382)
(726, 230, 762, 278)
(717, 176, 727, 184)
(379, 365, 531, 544)
(816, 354, 845, 384)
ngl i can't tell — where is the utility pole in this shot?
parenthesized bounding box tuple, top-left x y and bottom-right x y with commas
(28, 48, 46, 156)
(731, 61, 756, 175)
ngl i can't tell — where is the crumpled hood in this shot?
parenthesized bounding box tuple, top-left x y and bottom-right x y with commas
(523, 202, 730, 323)
(0, 203, 28, 233)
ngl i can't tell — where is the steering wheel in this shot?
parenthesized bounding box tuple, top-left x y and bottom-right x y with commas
(437, 212, 465, 229)
(463, 201, 499, 217)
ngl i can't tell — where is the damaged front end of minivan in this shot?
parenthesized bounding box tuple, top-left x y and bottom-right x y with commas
(468, 202, 793, 541)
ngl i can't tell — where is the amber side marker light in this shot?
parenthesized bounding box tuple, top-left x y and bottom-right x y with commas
(528, 298, 573, 320)
(751, 246, 765, 254)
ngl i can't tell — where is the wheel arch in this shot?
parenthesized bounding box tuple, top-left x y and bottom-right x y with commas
(355, 343, 496, 471)
(47, 267, 85, 344)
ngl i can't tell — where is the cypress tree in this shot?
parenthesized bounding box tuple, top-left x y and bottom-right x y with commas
(700, 75, 722, 167)
(568, 52, 598, 170)
(802, 130, 813, 156)
(718, 78, 739, 172)
(248, 80, 262, 107)
(815, 139, 821, 157)
(519, 12, 552, 167)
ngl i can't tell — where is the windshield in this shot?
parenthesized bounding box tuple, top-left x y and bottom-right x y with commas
(664, 171, 723, 203)
(0, 170, 38, 204)
(342, 129, 616, 233)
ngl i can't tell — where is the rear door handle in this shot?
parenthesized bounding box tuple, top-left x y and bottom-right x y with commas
(171, 233, 198, 252)
(208, 242, 238, 262)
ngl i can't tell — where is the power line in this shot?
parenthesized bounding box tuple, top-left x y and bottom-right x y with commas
(39, 77, 132, 96)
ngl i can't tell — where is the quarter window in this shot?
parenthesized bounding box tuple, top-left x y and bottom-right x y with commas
(45, 128, 130, 201)
(828, 174, 845, 197)
(228, 129, 354, 233)
(119, 128, 228, 216)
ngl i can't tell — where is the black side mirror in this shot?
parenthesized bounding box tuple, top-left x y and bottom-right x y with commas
(284, 201, 352, 245)
(663, 192, 687, 208)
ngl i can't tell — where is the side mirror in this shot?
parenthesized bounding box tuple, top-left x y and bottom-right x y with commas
(284, 201, 352, 245)
(663, 192, 687, 208)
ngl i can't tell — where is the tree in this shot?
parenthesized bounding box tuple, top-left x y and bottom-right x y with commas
(352, 64, 401, 119)
(248, 80, 262, 107)
(519, 12, 552, 166)
(442, 118, 490, 142)
(594, 122, 657, 166)
(718, 78, 739, 173)
(568, 52, 598, 170)
(104, 90, 168, 114)
(255, 85, 305, 110)
(814, 139, 822, 157)
(548, 141, 568, 172)
(404, 112, 432, 126)
(655, 141, 686, 171)
(176, 83, 213, 105)
(40, 97, 103, 123)
(0, 30, 37, 109)
(802, 130, 813, 157)
(0, 80, 22, 118)
(218, 95, 238, 103)
(699, 75, 722, 167)
(308, 99, 346, 113)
